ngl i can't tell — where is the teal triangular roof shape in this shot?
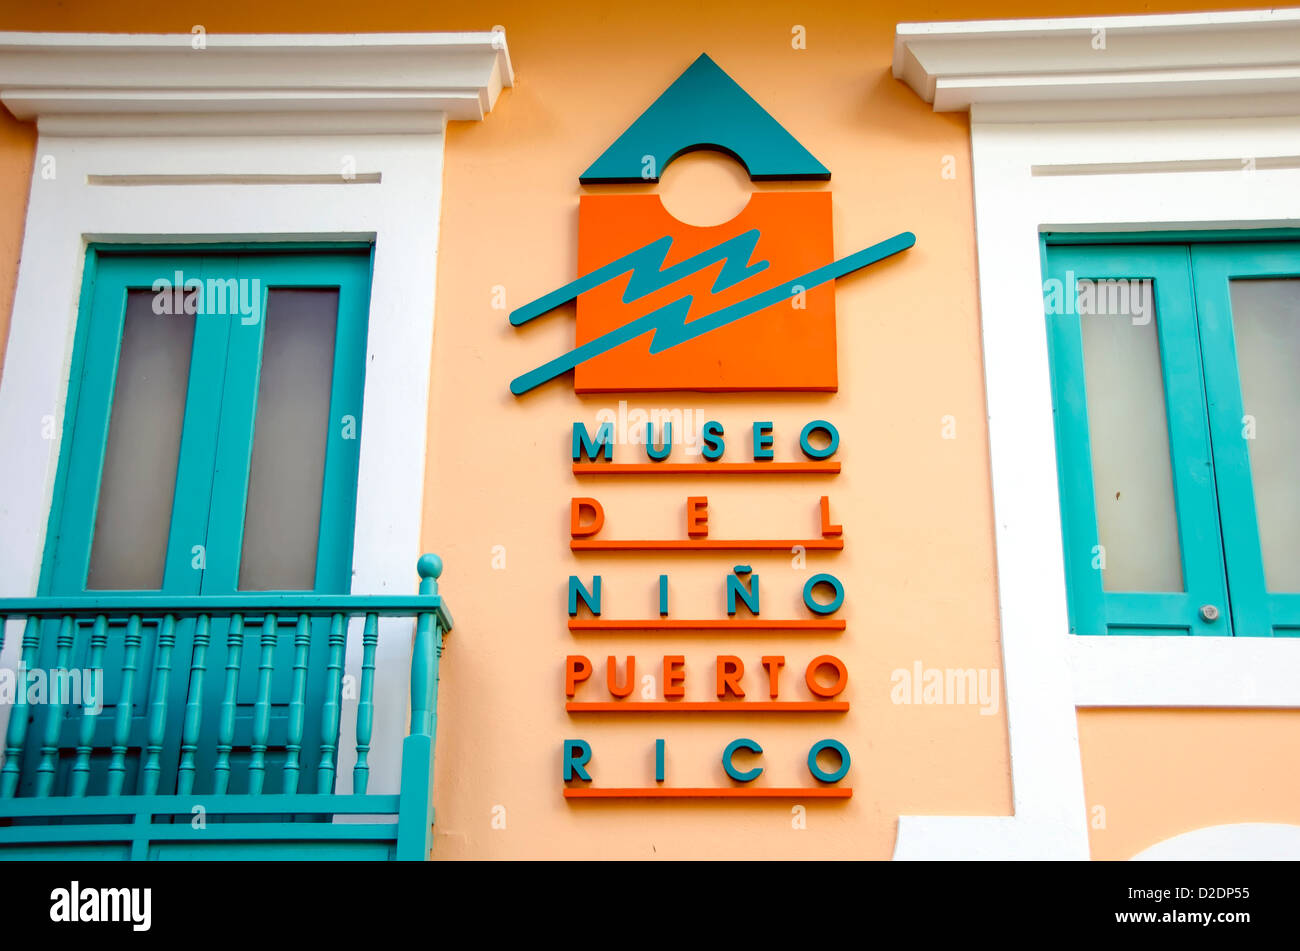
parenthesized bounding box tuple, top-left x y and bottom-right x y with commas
(580, 53, 830, 184)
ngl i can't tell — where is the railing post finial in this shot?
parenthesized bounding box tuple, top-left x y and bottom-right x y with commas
(416, 553, 443, 596)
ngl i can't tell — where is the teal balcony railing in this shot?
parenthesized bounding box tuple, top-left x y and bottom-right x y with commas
(0, 555, 452, 861)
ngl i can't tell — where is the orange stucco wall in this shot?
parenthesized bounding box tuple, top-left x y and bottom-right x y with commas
(0, 1, 1293, 860)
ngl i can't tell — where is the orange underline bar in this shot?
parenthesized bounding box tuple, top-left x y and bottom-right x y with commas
(572, 459, 842, 475)
(565, 701, 849, 713)
(571, 538, 844, 552)
(565, 787, 852, 799)
(568, 618, 846, 632)
(572, 462, 841, 475)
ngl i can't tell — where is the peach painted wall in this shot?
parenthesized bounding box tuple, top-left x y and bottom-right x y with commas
(425, 6, 1000, 859)
(0, 1, 1290, 859)
(1079, 710, 1300, 860)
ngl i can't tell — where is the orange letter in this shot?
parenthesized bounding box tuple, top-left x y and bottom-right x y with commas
(819, 496, 842, 537)
(571, 498, 605, 538)
(664, 655, 686, 698)
(716, 655, 745, 699)
(761, 655, 786, 698)
(566, 655, 593, 697)
(805, 654, 848, 698)
(606, 655, 635, 698)
(687, 496, 709, 538)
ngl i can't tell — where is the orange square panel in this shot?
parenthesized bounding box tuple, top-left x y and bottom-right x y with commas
(574, 191, 837, 392)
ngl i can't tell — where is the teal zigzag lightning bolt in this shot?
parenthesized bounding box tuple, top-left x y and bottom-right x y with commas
(509, 229, 915, 395)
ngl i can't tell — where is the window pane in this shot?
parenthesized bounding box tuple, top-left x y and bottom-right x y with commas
(238, 289, 338, 591)
(87, 290, 194, 589)
(1077, 279, 1185, 592)
(1230, 278, 1300, 592)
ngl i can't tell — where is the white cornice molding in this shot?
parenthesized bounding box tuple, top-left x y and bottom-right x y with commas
(0, 31, 515, 135)
(893, 9, 1300, 120)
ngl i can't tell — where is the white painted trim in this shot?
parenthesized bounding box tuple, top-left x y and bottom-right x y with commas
(1072, 638, 1300, 707)
(893, 10, 1300, 118)
(0, 29, 513, 794)
(1133, 824, 1300, 860)
(891, 11, 1300, 860)
(0, 31, 514, 134)
(964, 111, 1300, 722)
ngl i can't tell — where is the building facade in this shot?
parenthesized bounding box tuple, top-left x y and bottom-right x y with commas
(0, 1, 1298, 860)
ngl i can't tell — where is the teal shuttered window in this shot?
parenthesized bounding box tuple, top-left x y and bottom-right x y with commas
(1044, 237, 1300, 637)
(1, 247, 455, 860)
(25, 247, 372, 797)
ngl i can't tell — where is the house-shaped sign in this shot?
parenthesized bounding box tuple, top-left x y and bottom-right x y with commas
(509, 54, 914, 395)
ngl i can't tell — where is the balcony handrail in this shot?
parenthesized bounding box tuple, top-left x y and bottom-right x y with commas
(0, 553, 452, 860)
(0, 593, 451, 629)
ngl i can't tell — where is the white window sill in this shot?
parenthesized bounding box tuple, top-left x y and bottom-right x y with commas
(1071, 634, 1300, 707)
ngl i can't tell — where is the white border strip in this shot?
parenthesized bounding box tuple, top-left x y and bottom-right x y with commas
(1072, 638, 1300, 707)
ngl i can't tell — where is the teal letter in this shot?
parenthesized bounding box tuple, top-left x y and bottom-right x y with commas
(807, 738, 850, 783)
(646, 422, 672, 460)
(727, 567, 759, 616)
(753, 421, 774, 460)
(572, 421, 614, 461)
(723, 738, 763, 782)
(568, 575, 602, 616)
(701, 420, 725, 461)
(803, 573, 843, 615)
(799, 420, 839, 459)
(564, 739, 592, 781)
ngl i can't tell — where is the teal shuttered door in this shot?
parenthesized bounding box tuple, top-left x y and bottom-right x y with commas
(23, 248, 371, 796)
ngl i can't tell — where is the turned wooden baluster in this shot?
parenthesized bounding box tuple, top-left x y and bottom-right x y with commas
(409, 556, 445, 741)
(33, 616, 76, 796)
(248, 613, 278, 795)
(105, 615, 143, 796)
(1, 615, 42, 797)
(213, 614, 245, 795)
(316, 613, 347, 793)
(139, 614, 177, 795)
(394, 555, 447, 861)
(282, 613, 311, 795)
(68, 615, 109, 796)
(175, 614, 211, 796)
(353, 612, 379, 794)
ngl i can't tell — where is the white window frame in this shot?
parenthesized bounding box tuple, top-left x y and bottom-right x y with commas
(893, 9, 1300, 858)
(0, 31, 512, 794)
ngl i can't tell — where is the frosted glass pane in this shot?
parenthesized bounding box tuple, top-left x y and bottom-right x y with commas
(238, 289, 338, 591)
(87, 290, 194, 589)
(1231, 278, 1300, 592)
(1078, 279, 1184, 592)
